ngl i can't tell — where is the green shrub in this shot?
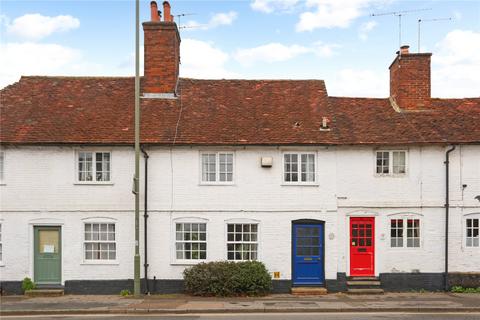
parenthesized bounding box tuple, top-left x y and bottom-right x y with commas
(183, 261, 272, 297)
(451, 285, 464, 293)
(120, 289, 132, 297)
(451, 286, 480, 293)
(22, 277, 36, 292)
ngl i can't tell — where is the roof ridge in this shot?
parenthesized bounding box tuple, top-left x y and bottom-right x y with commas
(20, 75, 135, 80)
(180, 78, 325, 82)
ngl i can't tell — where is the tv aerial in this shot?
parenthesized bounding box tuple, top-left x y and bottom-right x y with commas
(371, 8, 432, 50)
(175, 13, 195, 27)
(417, 17, 452, 52)
(174, 13, 206, 31)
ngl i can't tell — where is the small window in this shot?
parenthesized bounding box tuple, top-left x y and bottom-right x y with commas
(376, 150, 406, 175)
(284, 153, 315, 183)
(390, 218, 420, 248)
(84, 223, 116, 260)
(0, 151, 4, 182)
(201, 152, 233, 183)
(175, 223, 207, 260)
(466, 218, 479, 247)
(227, 223, 258, 261)
(78, 152, 111, 182)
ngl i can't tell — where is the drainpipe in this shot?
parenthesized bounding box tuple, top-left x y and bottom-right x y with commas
(444, 145, 456, 291)
(141, 146, 150, 294)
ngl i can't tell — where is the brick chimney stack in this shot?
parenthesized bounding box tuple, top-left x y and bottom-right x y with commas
(143, 1, 180, 95)
(389, 45, 432, 111)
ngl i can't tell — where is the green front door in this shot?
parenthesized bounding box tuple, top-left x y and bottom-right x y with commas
(34, 226, 61, 284)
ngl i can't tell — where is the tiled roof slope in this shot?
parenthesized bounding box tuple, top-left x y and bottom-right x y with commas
(1, 76, 479, 145)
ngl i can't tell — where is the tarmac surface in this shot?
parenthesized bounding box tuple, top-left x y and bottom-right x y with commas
(1, 292, 480, 316)
(2, 313, 480, 320)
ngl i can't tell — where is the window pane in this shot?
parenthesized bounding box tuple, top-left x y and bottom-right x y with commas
(175, 223, 207, 260)
(226, 223, 258, 261)
(301, 154, 315, 182)
(78, 152, 93, 181)
(84, 223, 116, 260)
(393, 151, 406, 174)
(376, 151, 390, 174)
(202, 154, 216, 182)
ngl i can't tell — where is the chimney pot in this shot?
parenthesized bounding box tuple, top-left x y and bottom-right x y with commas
(150, 1, 160, 22)
(163, 1, 172, 22)
(400, 45, 410, 55)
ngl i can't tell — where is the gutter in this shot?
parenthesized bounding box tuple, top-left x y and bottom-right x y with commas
(444, 145, 456, 291)
(141, 146, 150, 294)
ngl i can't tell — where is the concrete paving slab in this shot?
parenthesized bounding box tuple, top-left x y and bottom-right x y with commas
(1, 292, 480, 316)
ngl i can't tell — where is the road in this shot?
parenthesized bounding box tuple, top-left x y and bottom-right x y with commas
(3, 313, 480, 320)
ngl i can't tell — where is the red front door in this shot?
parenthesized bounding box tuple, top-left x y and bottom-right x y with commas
(350, 217, 375, 276)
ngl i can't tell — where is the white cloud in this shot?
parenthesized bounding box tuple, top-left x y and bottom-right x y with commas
(234, 41, 338, 66)
(209, 11, 237, 27)
(180, 38, 237, 78)
(184, 11, 237, 31)
(0, 42, 83, 87)
(312, 41, 340, 57)
(296, 0, 381, 31)
(7, 13, 80, 40)
(359, 21, 377, 41)
(432, 29, 480, 98)
(234, 43, 310, 66)
(250, 0, 300, 13)
(328, 68, 388, 97)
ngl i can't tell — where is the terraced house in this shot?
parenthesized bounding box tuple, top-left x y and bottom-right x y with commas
(0, 1, 479, 295)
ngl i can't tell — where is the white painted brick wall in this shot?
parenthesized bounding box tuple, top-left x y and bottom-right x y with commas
(0, 145, 478, 283)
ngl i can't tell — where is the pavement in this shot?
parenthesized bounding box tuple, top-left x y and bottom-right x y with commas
(1, 292, 480, 316)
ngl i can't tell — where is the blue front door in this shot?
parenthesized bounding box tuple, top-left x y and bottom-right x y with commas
(292, 223, 324, 285)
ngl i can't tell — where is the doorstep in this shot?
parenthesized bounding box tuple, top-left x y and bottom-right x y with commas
(291, 287, 327, 295)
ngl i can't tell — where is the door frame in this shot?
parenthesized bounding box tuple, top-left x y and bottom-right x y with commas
(30, 222, 64, 285)
(349, 216, 375, 277)
(291, 219, 326, 287)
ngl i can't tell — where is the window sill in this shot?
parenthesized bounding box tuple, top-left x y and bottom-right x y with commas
(199, 182, 235, 186)
(281, 183, 319, 187)
(0, 263, 5, 267)
(171, 260, 207, 266)
(80, 260, 119, 265)
(74, 182, 114, 186)
(375, 174, 407, 178)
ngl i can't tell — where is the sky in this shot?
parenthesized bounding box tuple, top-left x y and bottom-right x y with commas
(0, 0, 479, 98)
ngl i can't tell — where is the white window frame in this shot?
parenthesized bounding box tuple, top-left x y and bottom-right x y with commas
(225, 219, 261, 262)
(83, 222, 117, 263)
(375, 150, 408, 176)
(0, 223, 3, 265)
(0, 151, 5, 184)
(75, 150, 112, 184)
(199, 152, 235, 185)
(171, 217, 209, 265)
(388, 214, 422, 249)
(282, 152, 317, 185)
(465, 214, 480, 248)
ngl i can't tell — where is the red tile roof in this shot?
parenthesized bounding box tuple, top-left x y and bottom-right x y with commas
(1, 76, 479, 145)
